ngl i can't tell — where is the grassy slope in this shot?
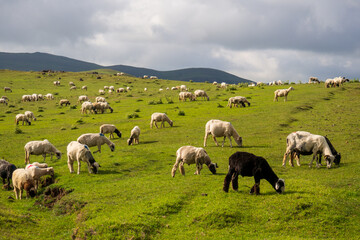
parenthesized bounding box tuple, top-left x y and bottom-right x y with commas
(0, 70, 359, 239)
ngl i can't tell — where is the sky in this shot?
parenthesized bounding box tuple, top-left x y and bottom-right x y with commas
(0, 0, 359, 83)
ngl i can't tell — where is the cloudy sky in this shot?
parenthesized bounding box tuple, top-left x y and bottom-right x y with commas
(1, 0, 359, 82)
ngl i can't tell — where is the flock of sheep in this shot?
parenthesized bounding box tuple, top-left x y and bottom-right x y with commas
(0, 74, 346, 199)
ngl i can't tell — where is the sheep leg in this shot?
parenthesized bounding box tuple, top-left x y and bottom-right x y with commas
(42, 153, 47, 161)
(154, 122, 159, 128)
(203, 133, 209, 147)
(295, 153, 301, 166)
(212, 136, 219, 146)
(222, 136, 226, 147)
(171, 157, 181, 177)
(179, 162, 185, 176)
(223, 168, 235, 192)
(68, 157, 74, 173)
(14, 187, 19, 200)
(282, 150, 290, 166)
(231, 171, 239, 191)
(227, 136, 233, 148)
(195, 162, 202, 175)
(309, 154, 316, 168)
(93, 146, 101, 154)
(77, 160, 81, 174)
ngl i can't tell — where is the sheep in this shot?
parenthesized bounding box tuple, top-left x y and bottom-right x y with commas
(81, 85, 87, 91)
(223, 152, 285, 195)
(0, 98, 8, 106)
(95, 96, 106, 102)
(227, 96, 250, 108)
(108, 89, 113, 94)
(127, 126, 140, 145)
(92, 102, 113, 114)
(81, 101, 96, 114)
(37, 94, 44, 101)
(333, 76, 349, 87)
(212, 81, 218, 85)
(103, 86, 109, 90)
(78, 95, 89, 103)
(194, 90, 209, 101)
(22, 95, 32, 102)
(116, 88, 125, 93)
(70, 86, 77, 90)
(204, 119, 242, 148)
(171, 146, 218, 177)
(67, 141, 100, 174)
(180, 85, 187, 91)
(109, 86, 115, 91)
(24, 111, 37, 122)
(150, 112, 173, 128)
(277, 80, 283, 85)
(45, 93, 54, 100)
(282, 131, 341, 168)
(24, 139, 62, 164)
(126, 87, 131, 91)
(325, 78, 334, 88)
(0, 159, 17, 190)
(143, 75, 148, 79)
(309, 77, 320, 84)
(15, 114, 31, 125)
(31, 93, 38, 101)
(59, 99, 70, 106)
(53, 81, 60, 86)
(100, 124, 122, 139)
(179, 91, 195, 101)
(144, 88, 147, 92)
(99, 89, 105, 95)
(4, 87, 12, 92)
(69, 82, 75, 86)
(12, 169, 36, 199)
(220, 82, 227, 88)
(171, 87, 178, 90)
(25, 165, 54, 190)
(274, 87, 294, 102)
(77, 133, 115, 153)
(150, 76, 158, 79)
(1, 96, 9, 101)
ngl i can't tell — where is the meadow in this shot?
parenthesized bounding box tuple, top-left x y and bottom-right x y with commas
(0, 69, 359, 240)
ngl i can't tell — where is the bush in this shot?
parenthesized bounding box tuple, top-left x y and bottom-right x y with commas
(217, 103, 224, 108)
(178, 111, 185, 116)
(134, 109, 140, 112)
(127, 113, 140, 119)
(15, 127, 23, 134)
(70, 105, 77, 109)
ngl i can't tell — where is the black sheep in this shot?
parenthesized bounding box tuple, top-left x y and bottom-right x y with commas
(0, 159, 17, 190)
(223, 152, 285, 195)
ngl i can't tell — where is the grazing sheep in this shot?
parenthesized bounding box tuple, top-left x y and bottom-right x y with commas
(150, 112, 173, 128)
(180, 85, 187, 91)
(81, 101, 96, 114)
(100, 124, 122, 139)
(333, 76, 349, 87)
(24, 111, 36, 122)
(15, 114, 31, 125)
(81, 85, 87, 91)
(126, 87, 131, 91)
(78, 95, 89, 103)
(109, 86, 115, 91)
(171, 87, 178, 90)
(204, 119, 242, 148)
(25, 165, 54, 190)
(4, 87, 12, 92)
(45, 93, 54, 100)
(69, 82, 75, 86)
(0, 159, 17, 190)
(171, 146, 218, 177)
(194, 90, 209, 101)
(92, 102, 113, 114)
(59, 99, 70, 106)
(31, 93, 38, 101)
(143, 75, 148, 79)
(22, 95, 32, 102)
(53, 81, 60, 86)
(325, 78, 334, 88)
(103, 86, 109, 90)
(77, 133, 115, 153)
(0, 98, 8, 106)
(220, 82, 227, 88)
(70, 86, 77, 91)
(274, 87, 294, 102)
(179, 92, 195, 101)
(95, 96, 106, 102)
(150, 76, 158, 79)
(282, 131, 341, 168)
(227, 96, 250, 108)
(116, 88, 125, 93)
(309, 77, 320, 84)
(37, 94, 44, 101)
(223, 152, 285, 195)
(144, 88, 147, 92)
(67, 141, 100, 174)
(24, 139, 62, 164)
(99, 89, 105, 95)
(12, 169, 36, 199)
(1, 96, 9, 101)
(127, 126, 140, 145)
(213, 81, 218, 85)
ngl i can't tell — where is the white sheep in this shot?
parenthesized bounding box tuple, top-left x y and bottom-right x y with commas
(103, 86, 109, 90)
(127, 126, 140, 145)
(180, 85, 187, 91)
(150, 112, 173, 128)
(0, 98, 8, 105)
(24, 139, 62, 164)
(15, 114, 31, 125)
(274, 87, 294, 102)
(54, 81, 60, 86)
(81, 101, 96, 114)
(70, 86, 77, 90)
(12, 169, 36, 200)
(67, 141, 100, 174)
(4, 87, 12, 92)
(45, 93, 54, 100)
(77, 133, 115, 153)
(204, 119, 243, 148)
(109, 86, 115, 91)
(59, 99, 70, 106)
(95, 96, 106, 102)
(24, 111, 37, 122)
(171, 146, 218, 177)
(25, 165, 54, 190)
(82, 85, 87, 91)
(37, 94, 44, 101)
(99, 89, 105, 95)
(308, 77, 320, 84)
(92, 102, 113, 114)
(227, 96, 250, 108)
(31, 94, 38, 101)
(22, 95, 32, 102)
(171, 87, 178, 90)
(212, 81, 218, 85)
(220, 82, 227, 88)
(78, 95, 89, 103)
(100, 124, 122, 139)
(126, 87, 131, 91)
(69, 82, 75, 86)
(194, 90, 209, 101)
(179, 92, 195, 101)
(117, 88, 125, 93)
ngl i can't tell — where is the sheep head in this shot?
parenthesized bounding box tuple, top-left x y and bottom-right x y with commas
(55, 151, 62, 160)
(24, 182, 36, 198)
(235, 137, 243, 147)
(91, 162, 101, 174)
(325, 155, 335, 168)
(110, 143, 115, 152)
(275, 179, 285, 194)
(169, 121, 173, 127)
(208, 163, 218, 174)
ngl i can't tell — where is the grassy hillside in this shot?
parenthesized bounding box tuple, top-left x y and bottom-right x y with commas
(0, 70, 359, 239)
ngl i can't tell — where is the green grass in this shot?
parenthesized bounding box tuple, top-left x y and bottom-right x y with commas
(0, 69, 360, 239)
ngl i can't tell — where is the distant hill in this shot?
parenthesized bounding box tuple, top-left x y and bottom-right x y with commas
(0, 52, 253, 84)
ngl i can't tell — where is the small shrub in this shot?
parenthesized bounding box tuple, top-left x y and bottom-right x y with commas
(71, 125, 78, 130)
(18, 107, 24, 110)
(126, 94, 133, 97)
(54, 92, 59, 95)
(15, 127, 23, 134)
(5, 110, 11, 114)
(76, 119, 84, 124)
(38, 109, 44, 112)
(148, 100, 156, 105)
(189, 80, 193, 83)
(59, 112, 65, 115)
(137, 99, 143, 102)
(217, 103, 224, 108)
(8, 105, 15, 108)
(156, 99, 163, 104)
(134, 109, 140, 112)
(70, 105, 77, 109)
(178, 111, 185, 116)
(127, 113, 140, 119)
(60, 127, 66, 130)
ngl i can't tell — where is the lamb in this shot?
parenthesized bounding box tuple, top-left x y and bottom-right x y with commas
(12, 169, 36, 199)
(227, 96, 251, 108)
(100, 124, 122, 139)
(0, 159, 17, 190)
(179, 92, 195, 101)
(127, 126, 140, 145)
(81, 101, 96, 114)
(67, 141, 101, 174)
(24, 139, 62, 164)
(0, 98, 8, 105)
(59, 99, 70, 106)
(4, 87, 12, 92)
(24, 111, 36, 122)
(78, 95, 89, 103)
(282, 131, 340, 168)
(223, 152, 285, 195)
(25, 165, 54, 190)
(194, 90, 209, 101)
(150, 112, 173, 128)
(15, 114, 31, 125)
(95, 96, 106, 102)
(77, 133, 115, 153)
(204, 119, 242, 148)
(274, 87, 294, 102)
(171, 146, 218, 177)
